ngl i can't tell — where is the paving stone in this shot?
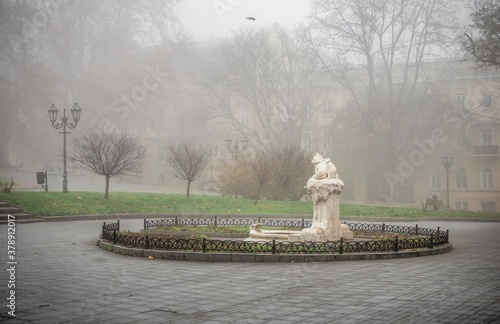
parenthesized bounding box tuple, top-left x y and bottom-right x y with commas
(0, 220, 499, 323)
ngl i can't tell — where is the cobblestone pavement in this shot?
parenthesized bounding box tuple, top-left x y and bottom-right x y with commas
(0, 219, 499, 324)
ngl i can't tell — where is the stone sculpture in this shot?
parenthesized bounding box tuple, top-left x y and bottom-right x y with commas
(289, 153, 353, 242)
(245, 152, 353, 243)
(311, 153, 338, 179)
(245, 223, 298, 241)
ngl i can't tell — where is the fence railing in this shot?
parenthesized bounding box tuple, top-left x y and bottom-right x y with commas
(101, 217, 449, 254)
(143, 216, 312, 230)
(102, 219, 120, 239)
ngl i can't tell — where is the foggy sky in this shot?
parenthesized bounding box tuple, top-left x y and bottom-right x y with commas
(174, 0, 312, 41)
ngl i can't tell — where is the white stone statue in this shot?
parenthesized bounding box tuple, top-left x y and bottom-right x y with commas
(289, 153, 353, 242)
(245, 152, 353, 243)
(311, 153, 338, 179)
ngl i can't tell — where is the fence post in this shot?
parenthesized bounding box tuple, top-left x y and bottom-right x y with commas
(446, 229, 449, 243)
(272, 239, 276, 254)
(113, 230, 117, 244)
(143, 218, 147, 230)
(415, 224, 418, 235)
(301, 218, 305, 229)
(339, 238, 343, 254)
(102, 222, 106, 238)
(258, 216, 261, 223)
(382, 223, 385, 233)
(202, 237, 207, 253)
(175, 216, 178, 226)
(429, 234, 434, 249)
(145, 235, 149, 250)
(394, 236, 399, 252)
(215, 215, 218, 227)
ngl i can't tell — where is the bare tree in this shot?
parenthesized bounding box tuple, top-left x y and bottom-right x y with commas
(247, 149, 272, 205)
(0, 1, 183, 169)
(269, 144, 310, 201)
(69, 129, 147, 198)
(166, 140, 210, 198)
(309, 0, 461, 200)
(198, 26, 330, 147)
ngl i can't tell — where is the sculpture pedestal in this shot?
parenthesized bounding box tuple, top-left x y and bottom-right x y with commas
(289, 177, 353, 242)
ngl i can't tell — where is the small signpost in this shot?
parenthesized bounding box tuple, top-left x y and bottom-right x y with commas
(36, 171, 48, 192)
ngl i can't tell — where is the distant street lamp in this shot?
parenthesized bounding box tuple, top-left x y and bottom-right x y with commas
(48, 103, 82, 193)
(441, 153, 454, 208)
(225, 136, 248, 159)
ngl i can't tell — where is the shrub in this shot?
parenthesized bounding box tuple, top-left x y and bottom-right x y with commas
(216, 144, 310, 201)
(216, 159, 257, 198)
(0, 177, 14, 193)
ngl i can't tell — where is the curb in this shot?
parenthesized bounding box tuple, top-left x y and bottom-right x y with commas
(4, 213, 500, 224)
(98, 239, 453, 262)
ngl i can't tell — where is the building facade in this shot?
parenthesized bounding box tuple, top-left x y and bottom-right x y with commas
(138, 36, 500, 211)
(298, 61, 500, 211)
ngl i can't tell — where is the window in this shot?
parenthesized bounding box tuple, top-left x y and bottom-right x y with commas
(456, 168, 467, 189)
(279, 106, 292, 122)
(302, 132, 312, 151)
(240, 107, 249, 126)
(322, 133, 332, 151)
(481, 167, 493, 189)
(481, 201, 496, 212)
(158, 144, 166, 161)
(456, 95, 467, 110)
(430, 171, 442, 189)
(481, 130, 493, 146)
(482, 93, 492, 109)
(305, 105, 312, 118)
(215, 117, 227, 127)
(323, 100, 334, 116)
(455, 201, 468, 211)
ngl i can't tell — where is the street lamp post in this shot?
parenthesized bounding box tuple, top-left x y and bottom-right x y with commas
(48, 103, 82, 193)
(225, 136, 248, 159)
(441, 153, 454, 208)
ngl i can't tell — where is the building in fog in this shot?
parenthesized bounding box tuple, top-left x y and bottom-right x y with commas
(411, 62, 500, 212)
(299, 60, 500, 211)
(142, 34, 499, 211)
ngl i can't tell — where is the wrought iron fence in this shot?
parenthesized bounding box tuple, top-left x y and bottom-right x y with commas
(101, 220, 120, 239)
(101, 217, 449, 255)
(143, 216, 311, 230)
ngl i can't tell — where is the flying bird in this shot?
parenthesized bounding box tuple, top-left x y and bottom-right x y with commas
(245, 17, 256, 21)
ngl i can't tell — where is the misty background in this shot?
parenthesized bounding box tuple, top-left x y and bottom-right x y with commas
(1, 0, 497, 208)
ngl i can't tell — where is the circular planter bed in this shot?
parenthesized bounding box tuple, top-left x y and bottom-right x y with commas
(99, 217, 452, 262)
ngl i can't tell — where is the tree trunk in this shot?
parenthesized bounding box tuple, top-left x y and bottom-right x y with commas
(254, 182, 264, 205)
(186, 180, 191, 198)
(104, 175, 110, 199)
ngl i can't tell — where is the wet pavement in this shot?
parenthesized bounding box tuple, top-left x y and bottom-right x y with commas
(0, 219, 499, 323)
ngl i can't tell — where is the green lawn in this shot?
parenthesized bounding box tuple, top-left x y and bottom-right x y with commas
(0, 191, 499, 219)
